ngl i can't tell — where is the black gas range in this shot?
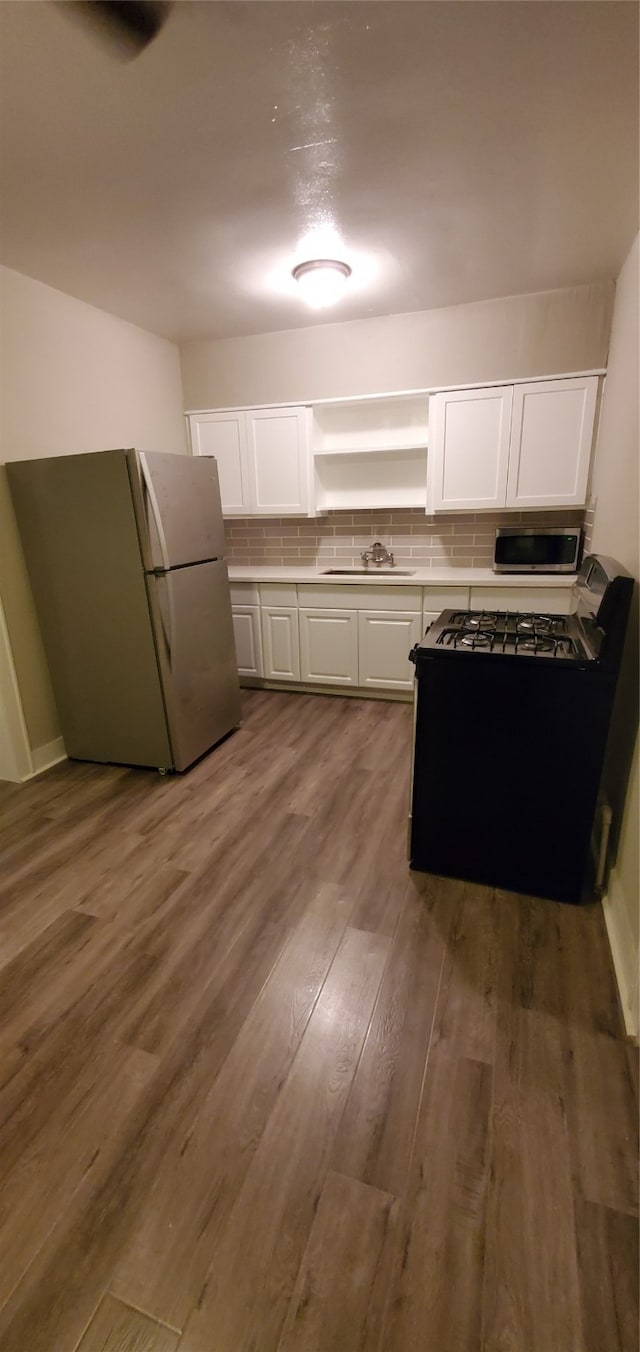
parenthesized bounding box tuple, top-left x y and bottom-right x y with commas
(408, 556, 634, 904)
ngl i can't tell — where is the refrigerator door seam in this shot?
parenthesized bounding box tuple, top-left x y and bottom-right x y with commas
(147, 558, 222, 575)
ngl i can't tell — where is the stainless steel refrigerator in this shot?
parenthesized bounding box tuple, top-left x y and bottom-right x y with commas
(7, 448, 241, 771)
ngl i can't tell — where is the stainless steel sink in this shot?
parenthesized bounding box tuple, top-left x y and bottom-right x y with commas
(320, 567, 416, 576)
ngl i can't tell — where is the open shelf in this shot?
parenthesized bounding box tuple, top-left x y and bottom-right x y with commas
(312, 394, 428, 457)
(314, 446, 427, 512)
(314, 441, 427, 457)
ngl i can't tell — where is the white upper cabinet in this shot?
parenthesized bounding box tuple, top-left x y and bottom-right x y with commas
(246, 407, 310, 515)
(190, 374, 599, 518)
(428, 386, 513, 511)
(188, 411, 250, 515)
(506, 377, 598, 508)
(427, 375, 598, 513)
(188, 406, 311, 517)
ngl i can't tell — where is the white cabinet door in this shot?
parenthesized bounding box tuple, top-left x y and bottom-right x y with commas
(188, 412, 250, 516)
(246, 407, 310, 515)
(261, 607, 300, 681)
(428, 386, 513, 511)
(358, 611, 422, 691)
(232, 605, 263, 677)
(506, 377, 597, 508)
(299, 609, 358, 685)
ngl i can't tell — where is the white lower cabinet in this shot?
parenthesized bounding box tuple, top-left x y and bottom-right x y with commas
(232, 579, 574, 691)
(230, 583, 263, 679)
(358, 611, 422, 691)
(261, 606, 300, 681)
(232, 606, 263, 677)
(299, 609, 358, 685)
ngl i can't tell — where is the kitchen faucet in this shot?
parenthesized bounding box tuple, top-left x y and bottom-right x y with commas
(361, 540, 395, 568)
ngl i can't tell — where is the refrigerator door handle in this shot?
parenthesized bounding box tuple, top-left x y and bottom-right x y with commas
(139, 451, 171, 574)
(155, 572, 176, 671)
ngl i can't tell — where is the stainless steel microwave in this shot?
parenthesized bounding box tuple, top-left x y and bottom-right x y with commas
(494, 527, 582, 574)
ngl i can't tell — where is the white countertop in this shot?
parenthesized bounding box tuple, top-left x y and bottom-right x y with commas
(227, 565, 577, 588)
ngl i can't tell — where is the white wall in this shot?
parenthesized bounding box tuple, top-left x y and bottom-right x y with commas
(590, 234, 639, 1038)
(590, 239, 639, 575)
(180, 281, 614, 410)
(0, 265, 187, 461)
(0, 266, 187, 768)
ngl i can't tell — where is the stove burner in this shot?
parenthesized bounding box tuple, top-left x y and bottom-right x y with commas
(460, 630, 493, 648)
(518, 635, 555, 653)
(465, 612, 497, 631)
(516, 614, 565, 636)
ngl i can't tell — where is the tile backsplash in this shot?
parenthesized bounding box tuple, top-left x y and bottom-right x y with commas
(225, 508, 586, 569)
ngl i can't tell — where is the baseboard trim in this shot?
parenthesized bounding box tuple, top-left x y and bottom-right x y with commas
(239, 677, 412, 704)
(27, 736, 67, 778)
(602, 868, 639, 1042)
(0, 594, 33, 782)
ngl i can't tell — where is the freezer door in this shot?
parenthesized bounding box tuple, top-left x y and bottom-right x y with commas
(128, 450, 226, 570)
(146, 559, 241, 771)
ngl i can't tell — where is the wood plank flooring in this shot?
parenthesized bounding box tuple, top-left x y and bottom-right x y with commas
(0, 688, 637, 1351)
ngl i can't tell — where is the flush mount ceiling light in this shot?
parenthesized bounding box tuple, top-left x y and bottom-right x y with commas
(291, 258, 352, 309)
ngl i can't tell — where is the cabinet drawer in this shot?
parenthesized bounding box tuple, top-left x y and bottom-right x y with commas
(298, 583, 422, 611)
(229, 582, 260, 606)
(259, 582, 298, 608)
(470, 585, 574, 614)
(422, 586, 470, 612)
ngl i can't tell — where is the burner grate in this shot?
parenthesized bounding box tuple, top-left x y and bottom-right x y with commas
(515, 613, 568, 637)
(436, 624, 580, 658)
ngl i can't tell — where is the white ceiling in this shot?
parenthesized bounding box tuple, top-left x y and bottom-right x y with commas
(0, 1, 637, 343)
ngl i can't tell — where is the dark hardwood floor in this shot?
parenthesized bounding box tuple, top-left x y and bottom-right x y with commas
(0, 689, 637, 1351)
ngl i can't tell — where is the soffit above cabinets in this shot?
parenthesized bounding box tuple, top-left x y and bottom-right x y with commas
(0, 2, 638, 343)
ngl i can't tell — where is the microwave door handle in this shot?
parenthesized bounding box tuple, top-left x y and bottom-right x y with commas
(139, 451, 171, 574)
